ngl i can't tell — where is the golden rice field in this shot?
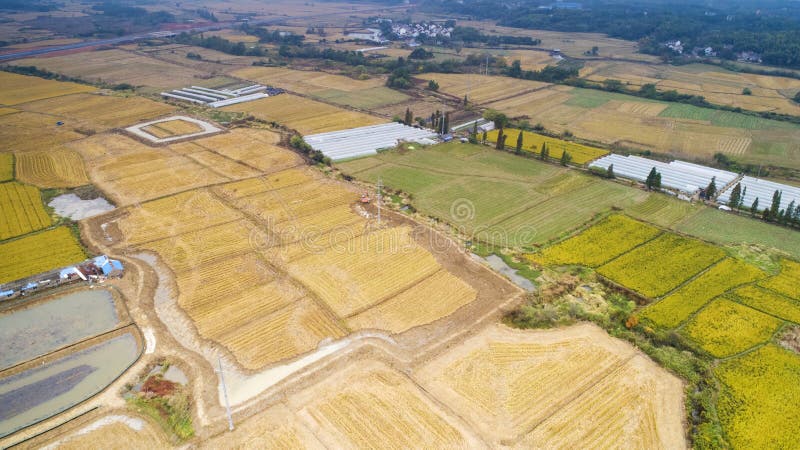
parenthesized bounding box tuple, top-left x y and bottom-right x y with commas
(17, 93, 173, 129)
(642, 258, 766, 328)
(682, 298, 782, 358)
(416, 324, 685, 447)
(0, 72, 94, 106)
(175, 128, 300, 173)
(222, 94, 384, 135)
(529, 215, 661, 267)
(487, 128, 609, 164)
(0, 153, 11, 181)
(15, 149, 89, 188)
(296, 360, 477, 448)
(0, 227, 85, 283)
(415, 73, 549, 104)
(597, 233, 727, 298)
(141, 119, 203, 139)
(0, 181, 51, 240)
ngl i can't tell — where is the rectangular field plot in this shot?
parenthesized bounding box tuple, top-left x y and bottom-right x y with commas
(597, 233, 726, 298)
(15, 150, 89, 188)
(347, 269, 476, 333)
(0, 332, 139, 438)
(415, 73, 548, 104)
(716, 345, 800, 449)
(0, 72, 94, 106)
(682, 299, 782, 358)
(0, 289, 119, 370)
(288, 226, 441, 317)
(0, 227, 85, 283)
(529, 215, 661, 268)
(487, 128, 608, 164)
(0, 182, 51, 240)
(415, 324, 684, 447)
(17, 93, 173, 129)
(0, 111, 88, 153)
(731, 285, 800, 324)
(291, 360, 479, 448)
(641, 258, 766, 328)
(232, 66, 386, 96)
(222, 94, 384, 135)
(0, 154, 11, 182)
(183, 128, 300, 173)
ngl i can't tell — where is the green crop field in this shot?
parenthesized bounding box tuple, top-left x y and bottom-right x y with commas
(313, 86, 409, 110)
(659, 104, 799, 130)
(0, 154, 12, 182)
(674, 208, 800, 260)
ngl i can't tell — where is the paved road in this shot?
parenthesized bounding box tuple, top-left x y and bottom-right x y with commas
(0, 5, 407, 62)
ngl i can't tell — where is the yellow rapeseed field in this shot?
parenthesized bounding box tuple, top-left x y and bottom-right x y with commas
(487, 128, 609, 164)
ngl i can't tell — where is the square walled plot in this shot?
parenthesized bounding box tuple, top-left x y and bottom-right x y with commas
(124, 115, 222, 144)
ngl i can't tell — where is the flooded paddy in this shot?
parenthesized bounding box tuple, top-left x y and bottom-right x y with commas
(0, 288, 120, 370)
(0, 332, 140, 438)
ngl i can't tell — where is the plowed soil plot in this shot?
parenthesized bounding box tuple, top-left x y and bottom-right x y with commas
(415, 324, 686, 448)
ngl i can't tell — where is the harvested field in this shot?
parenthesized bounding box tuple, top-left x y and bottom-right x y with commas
(347, 269, 476, 333)
(312, 86, 409, 110)
(141, 119, 204, 139)
(202, 404, 322, 449)
(288, 226, 441, 317)
(222, 94, 384, 135)
(14, 149, 88, 188)
(291, 360, 479, 448)
(416, 323, 685, 447)
(178, 128, 301, 173)
(232, 66, 385, 95)
(0, 111, 88, 153)
(48, 415, 168, 450)
(415, 73, 548, 104)
(0, 182, 51, 241)
(14, 49, 218, 90)
(0, 227, 85, 283)
(597, 233, 726, 298)
(0, 72, 93, 106)
(17, 93, 173, 129)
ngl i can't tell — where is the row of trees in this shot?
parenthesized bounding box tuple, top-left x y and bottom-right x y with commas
(727, 183, 800, 226)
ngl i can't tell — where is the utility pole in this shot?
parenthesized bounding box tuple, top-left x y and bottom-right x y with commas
(218, 357, 234, 431)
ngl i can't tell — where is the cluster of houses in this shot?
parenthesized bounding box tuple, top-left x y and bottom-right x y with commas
(391, 21, 453, 40)
(0, 255, 124, 301)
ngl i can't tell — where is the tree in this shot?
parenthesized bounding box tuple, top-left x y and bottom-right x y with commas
(427, 79, 439, 91)
(560, 151, 572, 166)
(481, 130, 487, 144)
(607, 164, 615, 179)
(463, 94, 468, 106)
(795, 91, 800, 104)
(742, 87, 752, 95)
(404, 108, 413, 126)
(497, 133, 507, 150)
(705, 177, 717, 199)
(645, 167, 658, 190)
(483, 109, 508, 129)
(540, 142, 549, 160)
(591, 46, 599, 56)
(787, 201, 797, 226)
(508, 59, 522, 78)
(472, 121, 478, 135)
(728, 182, 742, 208)
(770, 189, 783, 221)
(740, 186, 747, 209)
(442, 112, 450, 134)
(515, 131, 524, 154)
(654, 172, 662, 189)
(751, 197, 760, 215)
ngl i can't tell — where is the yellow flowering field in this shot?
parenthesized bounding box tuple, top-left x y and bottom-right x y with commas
(759, 259, 800, 300)
(682, 298, 782, 358)
(597, 233, 726, 298)
(717, 344, 800, 449)
(732, 285, 800, 323)
(487, 128, 609, 164)
(0, 227, 86, 283)
(641, 258, 766, 328)
(528, 215, 661, 267)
